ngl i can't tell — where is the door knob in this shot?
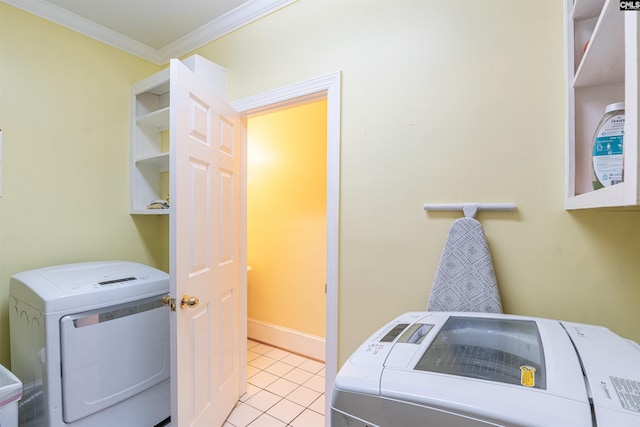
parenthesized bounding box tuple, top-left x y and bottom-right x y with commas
(181, 294, 200, 309)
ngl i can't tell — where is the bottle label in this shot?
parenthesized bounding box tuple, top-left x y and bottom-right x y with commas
(592, 113, 624, 187)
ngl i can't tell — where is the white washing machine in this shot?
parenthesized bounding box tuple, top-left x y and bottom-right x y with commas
(331, 311, 640, 427)
(9, 261, 171, 427)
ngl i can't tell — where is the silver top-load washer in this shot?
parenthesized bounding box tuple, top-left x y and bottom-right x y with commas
(10, 260, 170, 427)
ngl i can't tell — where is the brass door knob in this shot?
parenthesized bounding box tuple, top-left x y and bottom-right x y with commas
(181, 294, 199, 309)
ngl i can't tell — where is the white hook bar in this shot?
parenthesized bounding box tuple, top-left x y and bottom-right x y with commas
(423, 203, 516, 218)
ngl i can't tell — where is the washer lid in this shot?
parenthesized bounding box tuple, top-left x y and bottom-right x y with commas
(414, 316, 547, 389)
(380, 313, 593, 427)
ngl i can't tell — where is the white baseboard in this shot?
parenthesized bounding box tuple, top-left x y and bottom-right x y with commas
(247, 318, 326, 362)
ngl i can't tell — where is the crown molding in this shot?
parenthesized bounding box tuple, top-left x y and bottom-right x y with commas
(2, 0, 162, 63)
(157, 0, 297, 64)
(2, 0, 297, 65)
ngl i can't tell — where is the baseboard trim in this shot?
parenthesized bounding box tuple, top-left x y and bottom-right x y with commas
(247, 318, 325, 362)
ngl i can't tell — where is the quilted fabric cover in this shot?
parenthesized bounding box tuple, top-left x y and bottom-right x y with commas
(427, 217, 503, 313)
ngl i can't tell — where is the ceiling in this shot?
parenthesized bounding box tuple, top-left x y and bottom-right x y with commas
(3, 0, 296, 64)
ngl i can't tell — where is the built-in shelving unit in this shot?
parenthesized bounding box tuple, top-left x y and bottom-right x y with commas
(129, 55, 227, 214)
(565, 0, 640, 209)
(130, 71, 171, 214)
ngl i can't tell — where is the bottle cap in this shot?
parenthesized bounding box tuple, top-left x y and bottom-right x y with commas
(605, 102, 625, 113)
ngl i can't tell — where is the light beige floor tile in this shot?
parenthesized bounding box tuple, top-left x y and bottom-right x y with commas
(281, 353, 307, 367)
(247, 364, 261, 379)
(247, 413, 287, 427)
(283, 367, 314, 385)
(264, 361, 294, 377)
(265, 377, 298, 397)
(247, 350, 260, 362)
(239, 384, 262, 402)
(247, 370, 278, 389)
(245, 389, 282, 412)
(303, 374, 325, 393)
(308, 394, 325, 415)
(251, 343, 276, 355)
(249, 355, 277, 370)
(290, 408, 325, 427)
(226, 341, 326, 426)
(299, 359, 325, 374)
(226, 402, 262, 427)
(286, 386, 321, 407)
(266, 399, 305, 424)
(264, 347, 290, 360)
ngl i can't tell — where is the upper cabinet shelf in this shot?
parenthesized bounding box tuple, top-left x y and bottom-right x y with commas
(565, 0, 640, 209)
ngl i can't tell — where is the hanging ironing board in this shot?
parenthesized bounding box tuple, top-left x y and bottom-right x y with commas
(425, 203, 509, 313)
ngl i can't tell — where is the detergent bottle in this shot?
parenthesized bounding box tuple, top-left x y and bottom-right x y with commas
(591, 102, 625, 190)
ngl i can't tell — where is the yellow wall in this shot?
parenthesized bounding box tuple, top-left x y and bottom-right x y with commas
(191, 0, 640, 364)
(247, 99, 327, 337)
(0, 5, 165, 367)
(2, 0, 640, 373)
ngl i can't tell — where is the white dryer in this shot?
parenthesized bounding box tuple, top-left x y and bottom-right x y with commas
(331, 311, 640, 427)
(9, 261, 170, 427)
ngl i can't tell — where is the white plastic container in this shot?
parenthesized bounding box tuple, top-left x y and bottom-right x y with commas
(591, 102, 625, 190)
(0, 364, 22, 427)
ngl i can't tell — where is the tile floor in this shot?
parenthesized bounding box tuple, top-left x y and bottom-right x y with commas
(224, 340, 326, 427)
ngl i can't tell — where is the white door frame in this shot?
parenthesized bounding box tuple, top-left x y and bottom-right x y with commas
(231, 71, 340, 423)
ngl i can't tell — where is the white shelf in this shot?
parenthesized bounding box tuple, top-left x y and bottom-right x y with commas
(573, 0, 624, 88)
(136, 107, 169, 130)
(130, 208, 170, 215)
(136, 152, 169, 172)
(572, 0, 604, 20)
(565, 0, 640, 209)
(565, 182, 626, 209)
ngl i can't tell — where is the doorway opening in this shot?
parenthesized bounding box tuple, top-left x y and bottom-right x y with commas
(232, 72, 340, 423)
(246, 97, 327, 360)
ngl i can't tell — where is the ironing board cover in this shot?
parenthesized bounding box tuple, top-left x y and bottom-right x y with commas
(427, 217, 503, 313)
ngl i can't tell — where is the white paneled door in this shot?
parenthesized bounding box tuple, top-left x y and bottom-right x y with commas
(169, 59, 246, 427)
